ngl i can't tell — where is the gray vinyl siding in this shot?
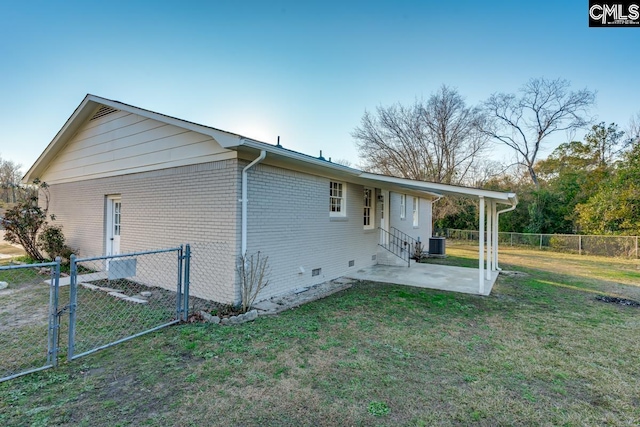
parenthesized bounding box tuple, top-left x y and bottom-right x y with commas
(244, 163, 378, 300)
(389, 192, 432, 244)
(45, 159, 240, 304)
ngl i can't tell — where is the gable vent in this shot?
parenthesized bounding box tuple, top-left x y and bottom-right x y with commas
(90, 105, 119, 121)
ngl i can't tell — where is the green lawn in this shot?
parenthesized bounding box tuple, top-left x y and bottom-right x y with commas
(1, 246, 639, 426)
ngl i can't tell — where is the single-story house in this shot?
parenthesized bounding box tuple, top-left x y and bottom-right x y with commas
(23, 94, 518, 304)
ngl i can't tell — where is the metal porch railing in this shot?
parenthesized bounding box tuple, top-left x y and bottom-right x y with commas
(378, 227, 422, 267)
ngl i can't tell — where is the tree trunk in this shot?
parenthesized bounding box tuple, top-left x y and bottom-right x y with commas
(528, 165, 540, 190)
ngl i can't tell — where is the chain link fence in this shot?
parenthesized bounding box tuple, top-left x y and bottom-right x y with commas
(444, 229, 640, 258)
(1, 241, 238, 382)
(0, 260, 62, 382)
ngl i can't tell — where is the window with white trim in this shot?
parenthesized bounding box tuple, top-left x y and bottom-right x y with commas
(412, 197, 419, 227)
(363, 187, 374, 229)
(400, 194, 406, 220)
(330, 181, 346, 216)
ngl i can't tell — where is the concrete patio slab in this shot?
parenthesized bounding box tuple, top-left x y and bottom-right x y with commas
(345, 262, 498, 296)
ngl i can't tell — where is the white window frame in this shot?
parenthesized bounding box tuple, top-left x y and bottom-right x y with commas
(413, 197, 419, 227)
(363, 187, 374, 229)
(400, 194, 406, 220)
(330, 181, 346, 217)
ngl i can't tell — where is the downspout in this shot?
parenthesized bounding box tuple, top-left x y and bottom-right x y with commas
(241, 150, 266, 257)
(494, 203, 517, 271)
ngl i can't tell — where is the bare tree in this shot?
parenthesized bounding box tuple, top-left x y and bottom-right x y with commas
(352, 85, 490, 185)
(482, 78, 595, 188)
(0, 157, 23, 204)
(584, 122, 625, 168)
(628, 112, 640, 146)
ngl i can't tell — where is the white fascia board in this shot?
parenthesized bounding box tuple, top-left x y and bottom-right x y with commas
(359, 172, 517, 205)
(238, 138, 362, 175)
(237, 139, 509, 203)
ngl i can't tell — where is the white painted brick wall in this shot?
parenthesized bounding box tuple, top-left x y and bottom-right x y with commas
(244, 163, 379, 300)
(389, 192, 432, 244)
(46, 160, 240, 304)
(45, 158, 434, 306)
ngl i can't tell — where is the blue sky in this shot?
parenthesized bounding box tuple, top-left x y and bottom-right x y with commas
(1, 0, 638, 172)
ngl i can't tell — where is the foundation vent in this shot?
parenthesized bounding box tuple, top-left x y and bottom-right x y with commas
(90, 105, 119, 121)
(312, 268, 321, 277)
(349, 260, 355, 267)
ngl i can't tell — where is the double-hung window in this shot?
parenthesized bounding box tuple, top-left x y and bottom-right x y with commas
(363, 187, 374, 229)
(330, 181, 346, 217)
(412, 197, 419, 227)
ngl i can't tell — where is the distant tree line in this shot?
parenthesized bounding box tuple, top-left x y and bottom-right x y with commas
(353, 78, 640, 236)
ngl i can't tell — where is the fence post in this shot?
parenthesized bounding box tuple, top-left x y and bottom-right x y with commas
(67, 254, 78, 361)
(183, 244, 191, 321)
(510, 233, 513, 246)
(539, 234, 543, 250)
(579, 235, 582, 256)
(47, 257, 61, 367)
(636, 236, 638, 259)
(176, 246, 184, 321)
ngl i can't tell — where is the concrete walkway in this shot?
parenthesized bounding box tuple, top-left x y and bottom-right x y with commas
(345, 262, 499, 296)
(45, 272, 109, 287)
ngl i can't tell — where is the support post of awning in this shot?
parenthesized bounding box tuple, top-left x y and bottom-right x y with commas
(486, 199, 492, 280)
(492, 201, 498, 269)
(495, 203, 517, 270)
(478, 196, 485, 294)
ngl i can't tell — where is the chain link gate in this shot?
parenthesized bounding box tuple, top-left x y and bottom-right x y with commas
(0, 259, 62, 382)
(67, 246, 189, 360)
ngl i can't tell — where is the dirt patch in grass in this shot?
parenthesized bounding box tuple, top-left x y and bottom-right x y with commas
(595, 295, 640, 307)
(0, 268, 53, 332)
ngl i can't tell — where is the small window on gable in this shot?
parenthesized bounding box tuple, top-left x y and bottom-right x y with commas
(413, 197, 419, 227)
(400, 194, 406, 220)
(363, 187, 374, 229)
(330, 181, 346, 217)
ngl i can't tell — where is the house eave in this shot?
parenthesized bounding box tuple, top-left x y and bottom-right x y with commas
(235, 139, 517, 205)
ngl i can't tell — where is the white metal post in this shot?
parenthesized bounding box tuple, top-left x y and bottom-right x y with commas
(478, 196, 485, 294)
(492, 201, 498, 270)
(486, 200, 492, 280)
(579, 235, 582, 255)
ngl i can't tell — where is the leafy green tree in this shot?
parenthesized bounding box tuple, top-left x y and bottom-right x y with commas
(1, 180, 55, 261)
(533, 123, 624, 233)
(576, 142, 640, 235)
(584, 122, 625, 168)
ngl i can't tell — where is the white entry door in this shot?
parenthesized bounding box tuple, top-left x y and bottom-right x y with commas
(106, 196, 121, 257)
